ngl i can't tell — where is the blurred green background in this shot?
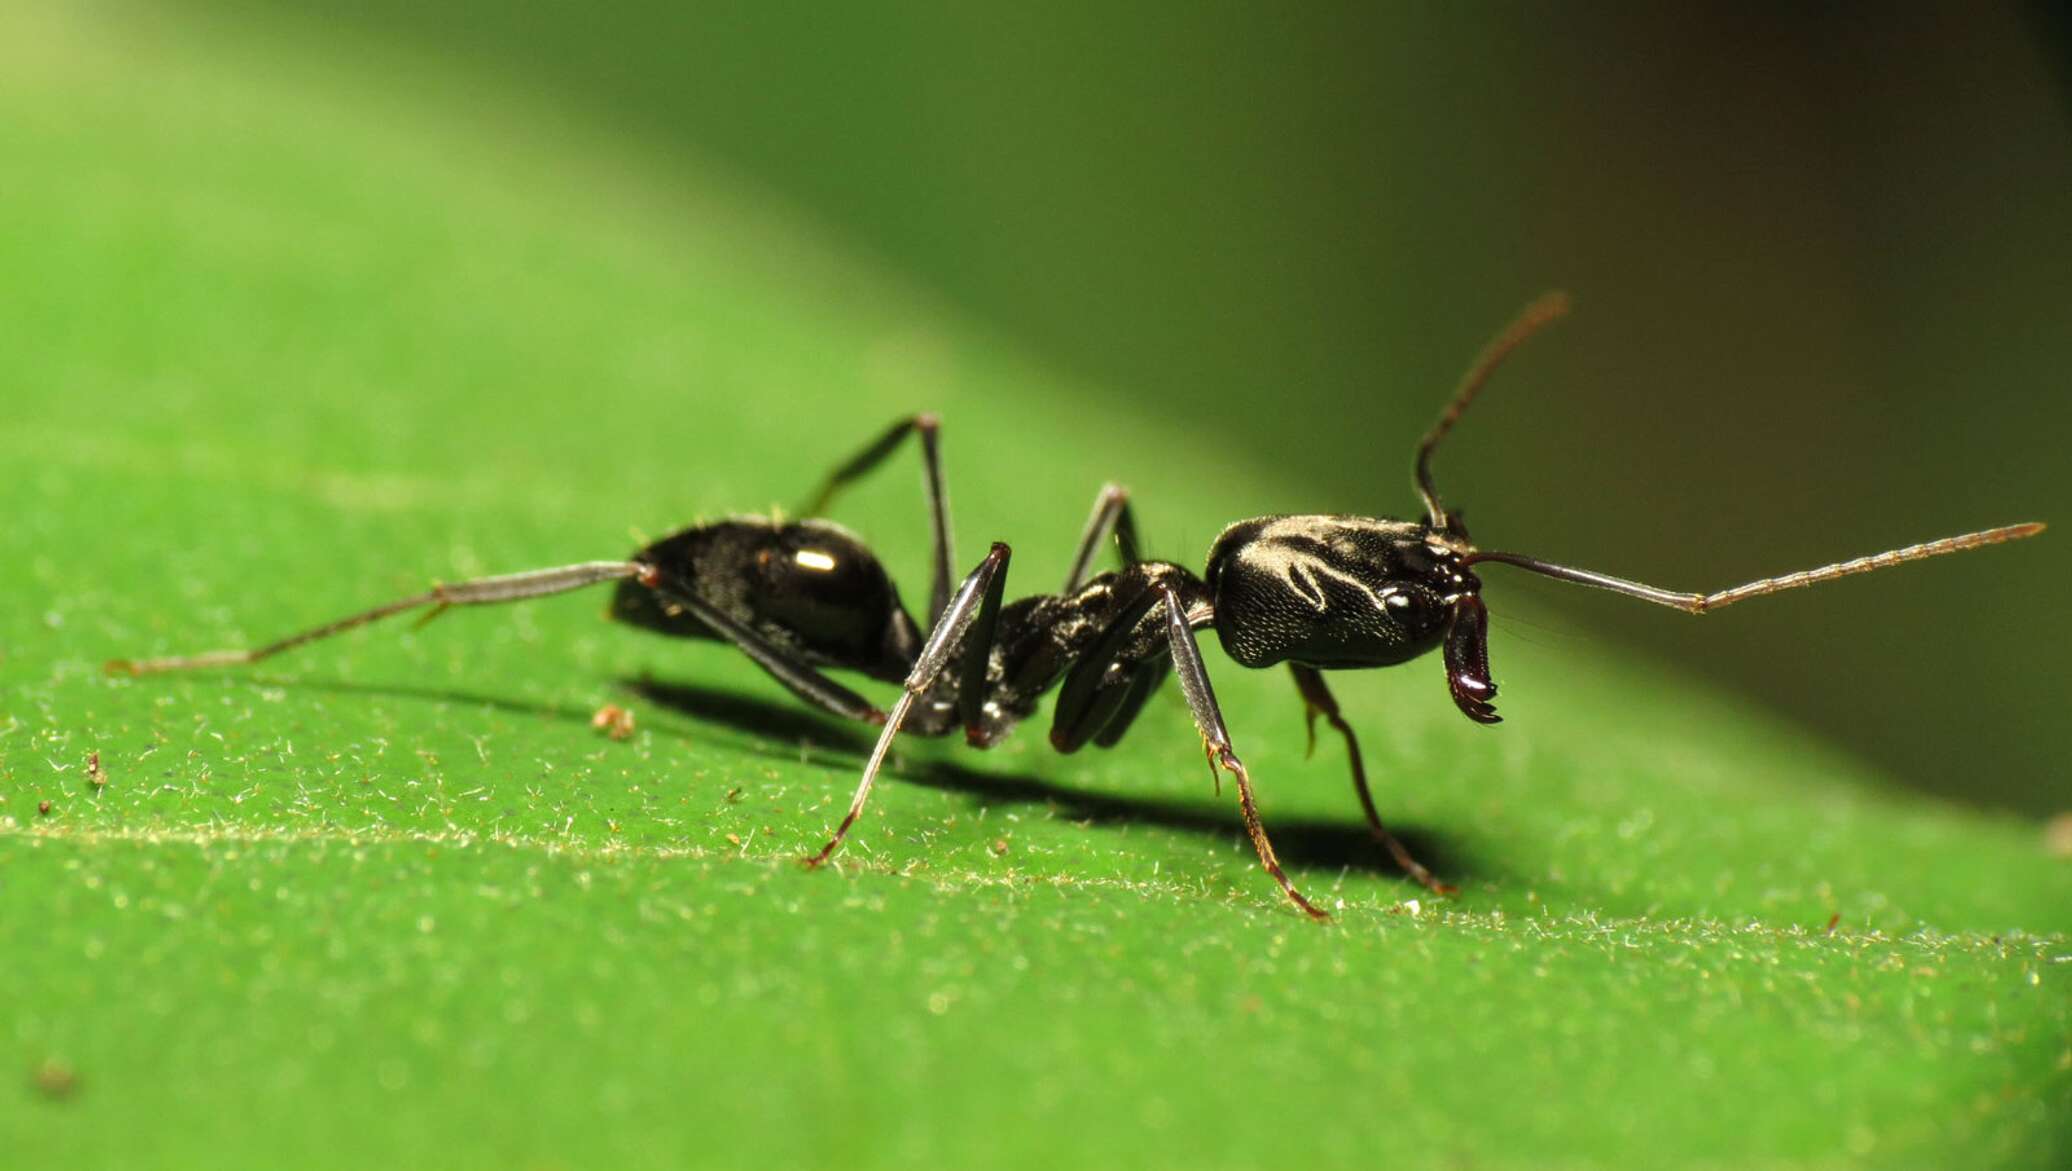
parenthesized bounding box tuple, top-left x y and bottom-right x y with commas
(177, 0, 2071, 813)
(4, 5, 2069, 1169)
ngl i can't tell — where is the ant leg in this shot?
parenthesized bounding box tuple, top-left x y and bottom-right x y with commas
(106, 561, 648, 676)
(1050, 582, 1163, 753)
(1289, 665, 1455, 895)
(953, 543, 1010, 736)
(1063, 483, 1142, 591)
(805, 542, 1012, 867)
(109, 558, 891, 726)
(797, 413, 955, 622)
(1091, 661, 1168, 748)
(640, 573, 888, 725)
(1044, 582, 1170, 752)
(1160, 586, 1329, 922)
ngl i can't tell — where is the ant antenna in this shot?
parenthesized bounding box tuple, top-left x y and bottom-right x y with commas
(1464, 523, 2045, 614)
(1415, 291, 1573, 531)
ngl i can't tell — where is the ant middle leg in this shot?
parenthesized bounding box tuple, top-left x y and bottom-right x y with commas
(1063, 482, 1142, 591)
(1160, 586, 1329, 921)
(805, 542, 1014, 867)
(1290, 664, 1454, 895)
(796, 413, 955, 622)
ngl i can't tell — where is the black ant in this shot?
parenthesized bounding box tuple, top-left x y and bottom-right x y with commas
(108, 293, 2044, 919)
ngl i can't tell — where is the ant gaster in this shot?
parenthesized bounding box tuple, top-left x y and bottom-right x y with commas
(109, 293, 2045, 919)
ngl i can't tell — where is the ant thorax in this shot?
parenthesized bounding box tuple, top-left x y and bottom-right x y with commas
(948, 560, 1210, 750)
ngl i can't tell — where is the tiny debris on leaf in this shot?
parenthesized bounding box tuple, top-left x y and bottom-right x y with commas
(1825, 912, 1841, 935)
(2044, 812, 2072, 859)
(37, 800, 53, 816)
(989, 838, 1010, 857)
(590, 703, 635, 741)
(85, 750, 107, 788)
(32, 1060, 78, 1100)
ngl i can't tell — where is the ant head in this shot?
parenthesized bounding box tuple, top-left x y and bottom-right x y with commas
(1206, 517, 1490, 719)
(1398, 294, 1574, 725)
(1406, 293, 2041, 725)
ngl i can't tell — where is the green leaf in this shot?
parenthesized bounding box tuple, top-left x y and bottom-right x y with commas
(2, 9, 2064, 1169)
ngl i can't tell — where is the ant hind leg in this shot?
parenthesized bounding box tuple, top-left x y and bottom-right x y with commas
(640, 572, 890, 726)
(106, 561, 649, 676)
(797, 414, 955, 622)
(110, 556, 896, 729)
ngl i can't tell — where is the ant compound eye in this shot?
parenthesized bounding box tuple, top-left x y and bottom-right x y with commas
(1379, 586, 1445, 634)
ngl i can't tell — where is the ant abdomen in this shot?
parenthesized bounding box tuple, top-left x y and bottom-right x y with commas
(612, 519, 922, 684)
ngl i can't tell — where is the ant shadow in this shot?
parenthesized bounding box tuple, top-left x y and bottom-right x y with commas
(273, 671, 1470, 881)
(620, 676, 1469, 881)
(286, 676, 601, 725)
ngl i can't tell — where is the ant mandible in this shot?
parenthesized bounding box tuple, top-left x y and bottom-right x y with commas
(109, 293, 2044, 920)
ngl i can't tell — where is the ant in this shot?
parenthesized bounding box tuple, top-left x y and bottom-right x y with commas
(109, 293, 2044, 920)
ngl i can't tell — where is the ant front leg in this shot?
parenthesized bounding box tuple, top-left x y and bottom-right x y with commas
(797, 413, 955, 622)
(805, 542, 1013, 868)
(1160, 587, 1330, 921)
(1289, 665, 1454, 895)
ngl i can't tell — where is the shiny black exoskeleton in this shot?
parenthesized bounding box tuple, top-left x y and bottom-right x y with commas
(577, 413, 1508, 919)
(588, 295, 2035, 920)
(610, 520, 923, 686)
(609, 508, 1227, 748)
(111, 295, 2044, 920)
(609, 510, 1496, 749)
(1205, 516, 1497, 723)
